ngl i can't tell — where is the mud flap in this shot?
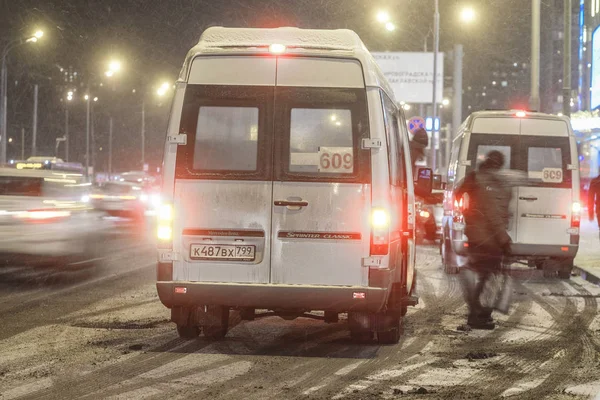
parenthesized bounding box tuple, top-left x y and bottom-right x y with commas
(171, 306, 193, 326)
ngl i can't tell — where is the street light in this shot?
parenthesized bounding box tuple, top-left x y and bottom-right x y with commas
(108, 60, 121, 73)
(460, 7, 476, 24)
(376, 11, 390, 23)
(156, 82, 170, 97)
(0, 29, 44, 164)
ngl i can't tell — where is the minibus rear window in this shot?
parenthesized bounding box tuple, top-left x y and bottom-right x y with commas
(194, 106, 259, 171)
(289, 108, 354, 174)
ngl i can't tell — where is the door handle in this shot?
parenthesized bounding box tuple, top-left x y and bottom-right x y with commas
(274, 200, 309, 207)
(519, 196, 538, 201)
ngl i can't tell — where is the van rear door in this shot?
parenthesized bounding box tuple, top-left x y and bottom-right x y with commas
(172, 56, 276, 283)
(270, 59, 371, 286)
(515, 130, 573, 246)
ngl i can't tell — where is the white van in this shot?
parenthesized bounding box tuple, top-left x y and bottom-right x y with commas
(156, 27, 430, 344)
(442, 110, 580, 278)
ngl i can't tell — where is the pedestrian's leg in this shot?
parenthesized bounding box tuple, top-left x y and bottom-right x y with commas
(459, 266, 478, 321)
(468, 260, 496, 330)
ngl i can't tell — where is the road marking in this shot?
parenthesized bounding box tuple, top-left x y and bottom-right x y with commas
(334, 360, 364, 376)
(408, 366, 480, 388)
(2, 377, 53, 399)
(139, 352, 230, 379)
(332, 359, 437, 399)
(176, 360, 253, 386)
(501, 375, 549, 397)
(105, 386, 162, 400)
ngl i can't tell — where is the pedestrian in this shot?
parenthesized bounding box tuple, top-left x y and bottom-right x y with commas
(409, 128, 429, 172)
(589, 169, 600, 243)
(456, 150, 512, 330)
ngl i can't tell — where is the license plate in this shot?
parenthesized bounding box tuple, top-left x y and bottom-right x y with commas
(190, 244, 255, 261)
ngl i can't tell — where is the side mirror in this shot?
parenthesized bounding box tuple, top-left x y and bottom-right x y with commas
(415, 168, 433, 197)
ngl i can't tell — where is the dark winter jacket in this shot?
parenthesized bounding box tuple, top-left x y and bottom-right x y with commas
(456, 166, 512, 255)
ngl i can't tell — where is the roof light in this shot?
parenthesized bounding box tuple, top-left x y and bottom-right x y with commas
(269, 43, 286, 54)
(515, 111, 527, 118)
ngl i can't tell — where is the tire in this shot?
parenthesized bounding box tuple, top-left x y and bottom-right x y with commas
(202, 305, 229, 340)
(442, 234, 459, 275)
(177, 325, 200, 339)
(375, 312, 404, 344)
(350, 330, 374, 344)
(377, 327, 400, 345)
(557, 257, 574, 279)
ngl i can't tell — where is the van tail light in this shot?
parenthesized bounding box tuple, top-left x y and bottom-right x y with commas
(14, 209, 71, 223)
(157, 203, 173, 242)
(571, 202, 581, 228)
(453, 197, 465, 222)
(370, 208, 389, 256)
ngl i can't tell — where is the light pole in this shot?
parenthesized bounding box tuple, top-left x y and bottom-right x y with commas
(84, 59, 121, 179)
(0, 30, 43, 165)
(84, 94, 91, 177)
(431, 0, 440, 173)
(65, 90, 73, 161)
(530, 0, 541, 111)
(563, 0, 572, 117)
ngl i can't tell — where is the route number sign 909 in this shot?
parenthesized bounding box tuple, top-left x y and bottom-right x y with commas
(318, 147, 353, 174)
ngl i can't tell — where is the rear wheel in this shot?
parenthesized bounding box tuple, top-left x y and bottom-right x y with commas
(377, 313, 403, 345)
(350, 330, 374, 344)
(557, 257, 574, 279)
(202, 305, 230, 340)
(177, 325, 200, 339)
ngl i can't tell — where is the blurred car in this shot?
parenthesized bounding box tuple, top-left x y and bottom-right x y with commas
(0, 168, 109, 268)
(416, 190, 444, 242)
(91, 181, 160, 221)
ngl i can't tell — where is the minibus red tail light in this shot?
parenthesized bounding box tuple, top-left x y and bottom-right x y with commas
(370, 208, 389, 256)
(571, 202, 581, 228)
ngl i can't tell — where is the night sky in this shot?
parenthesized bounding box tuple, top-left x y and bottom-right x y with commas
(0, 0, 537, 172)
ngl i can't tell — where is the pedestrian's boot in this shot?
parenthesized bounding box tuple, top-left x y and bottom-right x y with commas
(467, 311, 495, 330)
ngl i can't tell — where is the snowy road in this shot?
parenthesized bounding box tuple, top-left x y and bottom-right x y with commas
(1, 239, 600, 400)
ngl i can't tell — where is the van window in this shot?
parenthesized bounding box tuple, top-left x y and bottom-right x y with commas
(476, 145, 511, 168)
(0, 176, 43, 196)
(275, 86, 370, 183)
(289, 108, 353, 174)
(466, 134, 518, 173)
(194, 106, 259, 171)
(381, 92, 404, 186)
(175, 85, 273, 181)
(521, 136, 571, 188)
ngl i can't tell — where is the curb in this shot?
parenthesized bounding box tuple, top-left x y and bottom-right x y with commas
(574, 266, 600, 286)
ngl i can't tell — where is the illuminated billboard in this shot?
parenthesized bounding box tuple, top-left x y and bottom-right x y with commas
(592, 26, 600, 109)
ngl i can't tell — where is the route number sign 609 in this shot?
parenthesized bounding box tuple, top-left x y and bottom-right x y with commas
(318, 147, 353, 174)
